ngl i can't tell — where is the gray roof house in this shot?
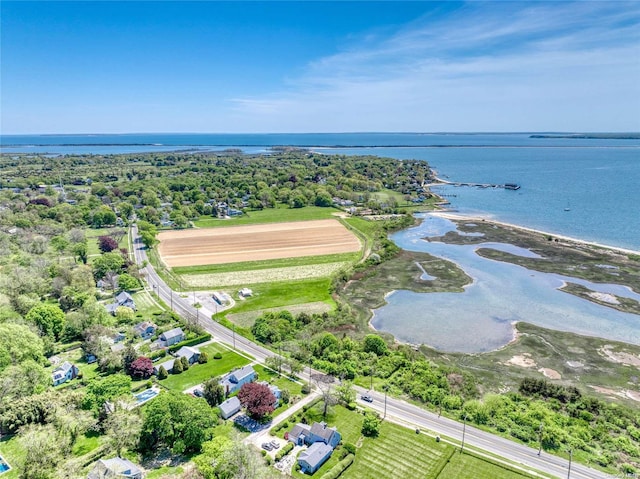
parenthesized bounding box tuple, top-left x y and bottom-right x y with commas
(218, 396, 242, 420)
(288, 421, 341, 449)
(87, 457, 144, 479)
(52, 361, 79, 386)
(154, 345, 200, 375)
(159, 327, 185, 347)
(298, 442, 334, 474)
(133, 321, 157, 339)
(105, 291, 136, 315)
(174, 346, 200, 364)
(220, 365, 256, 395)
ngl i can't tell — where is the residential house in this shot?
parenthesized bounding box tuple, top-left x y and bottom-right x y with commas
(133, 321, 157, 339)
(298, 442, 334, 474)
(112, 332, 126, 343)
(219, 365, 256, 395)
(153, 345, 199, 375)
(87, 457, 144, 479)
(105, 291, 136, 315)
(288, 422, 341, 474)
(52, 361, 79, 386)
(288, 422, 341, 448)
(258, 381, 281, 408)
(174, 346, 200, 364)
(158, 327, 185, 347)
(218, 396, 241, 420)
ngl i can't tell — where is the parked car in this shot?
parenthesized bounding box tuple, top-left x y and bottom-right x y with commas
(193, 388, 203, 397)
(270, 440, 280, 449)
(361, 394, 373, 403)
(262, 442, 273, 451)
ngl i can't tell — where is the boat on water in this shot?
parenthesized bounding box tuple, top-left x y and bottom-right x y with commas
(504, 183, 520, 190)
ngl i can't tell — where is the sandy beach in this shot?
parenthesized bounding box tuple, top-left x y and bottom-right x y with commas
(429, 210, 640, 257)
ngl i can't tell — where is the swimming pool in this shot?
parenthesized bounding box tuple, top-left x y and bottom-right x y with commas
(134, 387, 159, 405)
(0, 454, 11, 474)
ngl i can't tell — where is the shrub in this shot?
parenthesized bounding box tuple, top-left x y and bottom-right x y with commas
(213, 352, 223, 360)
(172, 359, 183, 374)
(275, 442, 294, 461)
(168, 334, 212, 352)
(320, 454, 354, 479)
(149, 349, 167, 361)
(362, 412, 381, 437)
(346, 402, 357, 411)
(301, 382, 311, 394)
(180, 356, 189, 371)
(158, 365, 168, 379)
(198, 351, 209, 364)
(343, 443, 356, 455)
(281, 389, 290, 404)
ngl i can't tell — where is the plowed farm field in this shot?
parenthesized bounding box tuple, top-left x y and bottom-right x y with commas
(157, 219, 361, 268)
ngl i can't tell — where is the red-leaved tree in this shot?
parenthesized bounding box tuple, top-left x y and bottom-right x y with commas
(98, 235, 119, 253)
(130, 356, 154, 379)
(237, 382, 276, 420)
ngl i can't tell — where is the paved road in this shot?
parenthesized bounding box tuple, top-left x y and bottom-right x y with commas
(132, 226, 613, 479)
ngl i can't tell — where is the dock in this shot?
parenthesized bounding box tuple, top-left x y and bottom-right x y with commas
(430, 178, 520, 190)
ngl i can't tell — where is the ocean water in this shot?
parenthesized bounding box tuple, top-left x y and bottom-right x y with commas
(2, 133, 638, 249)
(370, 214, 640, 353)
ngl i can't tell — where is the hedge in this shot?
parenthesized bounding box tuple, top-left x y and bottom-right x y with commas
(53, 341, 82, 354)
(275, 442, 295, 461)
(320, 454, 354, 479)
(168, 333, 212, 352)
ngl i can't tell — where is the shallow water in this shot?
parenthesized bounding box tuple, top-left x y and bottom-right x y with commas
(370, 214, 640, 353)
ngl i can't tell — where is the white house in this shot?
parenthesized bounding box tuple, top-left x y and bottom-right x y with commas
(52, 361, 79, 386)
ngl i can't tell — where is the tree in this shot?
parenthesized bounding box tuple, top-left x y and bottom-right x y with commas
(193, 436, 233, 479)
(92, 251, 124, 279)
(237, 382, 276, 420)
(335, 381, 356, 405)
(115, 306, 135, 323)
(98, 235, 119, 253)
(361, 411, 381, 437)
(82, 374, 132, 413)
(130, 357, 154, 379)
(92, 206, 117, 227)
(212, 441, 278, 479)
(363, 334, 388, 356)
(312, 373, 336, 418)
(117, 273, 140, 292)
(18, 424, 66, 479)
(0, 323, 45, 370)
(172, 358, 184, 374)
(202, 378, 225, 407)
(104, 403, 142, 457)
(53, 403, 96, 446)
(26, 303, 66, 340)
(158, 365, 168, 379)
(198, 351, 209, 364)
(180, 356, 190, 371)
(122, 344, 137, 374)
(73, 241, 88, 264)
(0, 360, 50, 401)
(141, 391, 216, 453)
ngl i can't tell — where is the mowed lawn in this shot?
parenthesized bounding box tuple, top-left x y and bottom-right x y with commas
(159, 343, 251, 391)
(343, 420, 452, 479)
(192, 205, 339, 228)
(437, 451, 536, 479)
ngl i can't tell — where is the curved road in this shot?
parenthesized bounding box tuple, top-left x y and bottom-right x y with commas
(132, 226, 612, 479)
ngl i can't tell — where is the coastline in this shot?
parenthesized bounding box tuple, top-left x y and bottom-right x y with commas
(429, 210, 640, 257)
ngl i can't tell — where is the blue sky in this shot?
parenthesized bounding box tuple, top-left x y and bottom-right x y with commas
(2, 1, 639, 133)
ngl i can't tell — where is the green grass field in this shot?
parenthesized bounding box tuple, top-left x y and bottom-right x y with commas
(227, 301, 332, 329)
(172, 252, 359, 276)
(192, 205, 339, 228)
(159, 342, 251, 391)
(226, 278, 334, 315)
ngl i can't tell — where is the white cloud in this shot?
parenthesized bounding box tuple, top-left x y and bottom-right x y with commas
(227, 2, 640, 132)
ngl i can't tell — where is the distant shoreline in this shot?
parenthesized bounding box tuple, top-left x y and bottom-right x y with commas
(430, 211, 640, 256)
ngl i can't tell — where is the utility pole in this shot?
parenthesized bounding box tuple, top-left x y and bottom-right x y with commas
(383, 385, 388, 419)
(232, 323, 236, 350)
(461, 414, 467, 453)
(567, 449, 572, 479)
(537, 423, 544, 456)
(170, 290, 173, 311)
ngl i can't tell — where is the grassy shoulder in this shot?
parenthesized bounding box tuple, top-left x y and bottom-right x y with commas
(192, 205, 339, 228)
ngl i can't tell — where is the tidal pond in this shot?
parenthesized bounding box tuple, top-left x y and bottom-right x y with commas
(370, 214, 640, 353)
